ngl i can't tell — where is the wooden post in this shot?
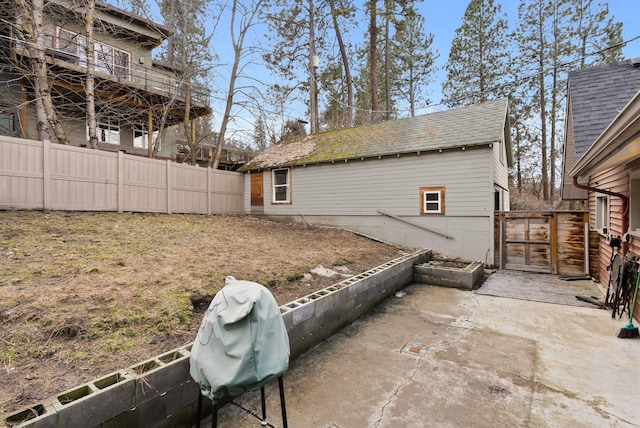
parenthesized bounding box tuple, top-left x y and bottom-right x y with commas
(550, 212, 558, 274)
(20, 87, 28, 138)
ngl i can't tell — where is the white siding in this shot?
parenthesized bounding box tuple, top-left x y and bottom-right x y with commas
(248, 145, 498, 264)
(265, 147, 493, 217)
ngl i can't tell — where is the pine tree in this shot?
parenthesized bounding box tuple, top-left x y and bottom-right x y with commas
(253, 115, 268, 151)
(391, 8, 438, 116)
(442, 0, 509, 107)
(569, 0, 623, 67)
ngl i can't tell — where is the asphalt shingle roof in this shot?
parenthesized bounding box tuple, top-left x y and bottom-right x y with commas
(568, 60, 640, 161)
(242, 99, 509, 170)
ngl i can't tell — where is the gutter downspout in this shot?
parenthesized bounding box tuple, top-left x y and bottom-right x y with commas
(571, 176, 628, 203)
(572, 176, 630, 258)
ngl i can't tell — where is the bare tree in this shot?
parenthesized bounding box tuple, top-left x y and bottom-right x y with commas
(14, 0, 70, 144)
(208, 0, 264, 169)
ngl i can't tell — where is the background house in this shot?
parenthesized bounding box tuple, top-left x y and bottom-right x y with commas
(240, 99, 512, 266)
(562, 59, 640, 289)
(0, 0, 210, 159)
(569, 87, 640, 323)
(561, 59, 640, 204)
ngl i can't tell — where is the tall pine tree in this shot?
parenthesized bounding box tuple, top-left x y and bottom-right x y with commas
(392, 8, 438, 116)
(442, 0, 509, 107)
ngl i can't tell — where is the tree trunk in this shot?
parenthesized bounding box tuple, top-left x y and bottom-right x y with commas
(17, 0, 69, 144)
(308, 0, 318, 133)
(84, 0, 99, 149)
(384, 4, 390, 120)
(369, 0, 378, 122)
(538, 7, 549, 201)
(328, 0, 352, 127)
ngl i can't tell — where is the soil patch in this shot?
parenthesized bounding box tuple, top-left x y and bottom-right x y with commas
(0, 211, 406, 414)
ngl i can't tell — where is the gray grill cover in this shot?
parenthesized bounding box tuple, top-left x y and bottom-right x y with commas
(189, 276, 290, 399)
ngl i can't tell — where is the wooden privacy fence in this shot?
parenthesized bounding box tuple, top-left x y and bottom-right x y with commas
(495, 211, 592, 277)
(0, 136, 244, 215)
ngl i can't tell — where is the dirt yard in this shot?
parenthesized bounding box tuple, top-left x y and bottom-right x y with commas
(0, 211, 406, 415)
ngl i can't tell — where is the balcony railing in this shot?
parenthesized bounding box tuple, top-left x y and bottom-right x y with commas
(12, 40, 210, 108)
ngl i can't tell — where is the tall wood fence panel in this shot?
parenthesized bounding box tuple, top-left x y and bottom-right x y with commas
(0, 136, 243, 215)
(495, 211, 590, 276)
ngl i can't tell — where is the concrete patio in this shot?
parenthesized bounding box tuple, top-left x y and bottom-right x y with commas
(206, 273, 640, 427)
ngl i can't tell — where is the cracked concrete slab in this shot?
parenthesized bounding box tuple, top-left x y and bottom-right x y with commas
(202, 282, 640, 427)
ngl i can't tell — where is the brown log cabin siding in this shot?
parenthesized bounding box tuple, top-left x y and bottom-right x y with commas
(589, 165, 640, 322)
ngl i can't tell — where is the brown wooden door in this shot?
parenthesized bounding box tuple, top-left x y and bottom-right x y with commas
(250, 171, 264, 209)
(498, 212, 556, 273)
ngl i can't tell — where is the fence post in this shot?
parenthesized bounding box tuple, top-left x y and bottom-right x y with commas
(42, 140, 51, 211)
(207, 167, 212, 216)
(550, 212, 558, 275)
(166, 160, 172, 214)
(117, 151, 124, 213)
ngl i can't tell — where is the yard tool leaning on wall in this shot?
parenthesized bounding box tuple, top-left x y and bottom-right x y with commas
(190, 276, 290, 427)
(618, 263, 640, 339)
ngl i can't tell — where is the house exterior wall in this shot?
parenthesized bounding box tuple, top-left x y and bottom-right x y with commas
(2, 2, 206, 159)
(492, 133, 510, 211)
(245, 145, 499, 265)
(562, 105, 588, 200)
(588, 165, 628, 287)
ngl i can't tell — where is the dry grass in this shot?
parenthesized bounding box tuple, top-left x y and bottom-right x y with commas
(0, 211, 405, 414)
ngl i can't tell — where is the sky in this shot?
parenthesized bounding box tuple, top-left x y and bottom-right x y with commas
(201, 0, 640, 139)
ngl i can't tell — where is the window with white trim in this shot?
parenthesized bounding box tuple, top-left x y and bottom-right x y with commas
(420, 186, 445, 214)
(56, 28, 130, 79)
(97, 118, 120, 145)
(272, 168, 291, 203)
(133, 127, 159, 150)
(595, 193, 610, 234)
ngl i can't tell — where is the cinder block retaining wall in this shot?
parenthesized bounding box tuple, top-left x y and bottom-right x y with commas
(3, 250, 430, 428)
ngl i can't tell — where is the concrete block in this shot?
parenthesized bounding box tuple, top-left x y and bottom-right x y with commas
(413, 260, 484, 290)
(2, 399, 57, 428)
(3, 249, 431, 428)
(130, 350, 190, 406)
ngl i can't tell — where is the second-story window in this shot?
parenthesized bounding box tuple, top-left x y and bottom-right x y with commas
(57, 28, 87, 66)
(134, 127, 159, 150)
(97, 118, 120, 145)
(56, 28, 130, 79)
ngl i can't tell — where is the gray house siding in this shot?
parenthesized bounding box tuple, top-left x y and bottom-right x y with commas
(246, 145, 497, 264)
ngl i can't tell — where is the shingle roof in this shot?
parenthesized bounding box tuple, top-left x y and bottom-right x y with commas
(242, 99, 509, 171)
(568, 60, 640, 161)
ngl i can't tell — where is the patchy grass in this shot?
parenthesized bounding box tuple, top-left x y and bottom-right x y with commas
(0, 211, 405, 413)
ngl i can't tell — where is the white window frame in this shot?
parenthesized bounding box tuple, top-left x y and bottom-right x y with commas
(420, 186, 445, 215)
(595, 193, 610, 235)
(134, 127, 159, 150)
(96, 118, 120, 145)
(57, 28, 87, 66)
(272, 168, 291, 204)
(56, 27, 130, 79)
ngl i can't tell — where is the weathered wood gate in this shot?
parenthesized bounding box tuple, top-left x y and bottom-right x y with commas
(495, 211, 590, 276)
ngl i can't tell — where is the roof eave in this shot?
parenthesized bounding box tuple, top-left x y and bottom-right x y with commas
(242, 141, 498, 172)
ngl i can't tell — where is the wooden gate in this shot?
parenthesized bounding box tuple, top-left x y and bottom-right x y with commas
(495, 211, 589, 276)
